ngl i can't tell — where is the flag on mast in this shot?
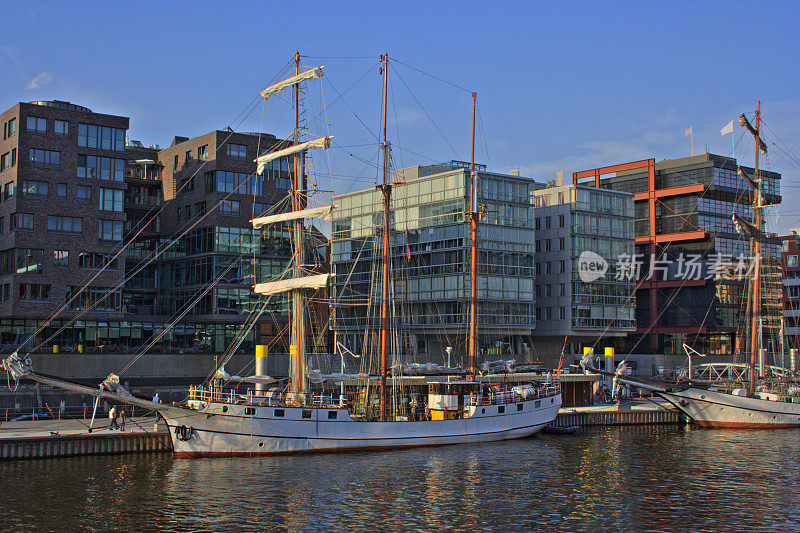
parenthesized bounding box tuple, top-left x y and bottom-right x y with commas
(720, 119, 734, 136)
(684, 126, 693, 136)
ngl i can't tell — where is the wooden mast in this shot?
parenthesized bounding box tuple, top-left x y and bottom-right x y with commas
(469, 92, 478, 380)
(379, 53, 390, 421)
(291, 50, 307, 397)
(748, 101, 762, 397)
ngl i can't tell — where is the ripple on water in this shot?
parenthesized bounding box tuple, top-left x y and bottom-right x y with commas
(1, 426, 800, 531)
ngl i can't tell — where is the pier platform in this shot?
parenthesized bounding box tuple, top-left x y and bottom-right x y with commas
(554, 399, 683, 427)
(0, 417, 171, 460)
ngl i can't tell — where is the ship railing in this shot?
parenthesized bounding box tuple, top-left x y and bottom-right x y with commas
(473, 382, 560, 405)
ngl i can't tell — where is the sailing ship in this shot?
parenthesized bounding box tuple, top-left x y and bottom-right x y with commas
(2, 53, 561, 456)
(585, 102, 800, 428)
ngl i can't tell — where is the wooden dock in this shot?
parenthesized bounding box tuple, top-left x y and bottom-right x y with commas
(554, 400, 684, 427)
(0, 417, 172, 460)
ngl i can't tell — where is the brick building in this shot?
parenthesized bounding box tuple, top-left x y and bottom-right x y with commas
(782, 229, 800, 353)
(0, 100, 128, 350)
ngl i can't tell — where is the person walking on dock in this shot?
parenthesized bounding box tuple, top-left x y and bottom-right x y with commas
(119, 408, 126, 431)
(109, 405, 118, 430)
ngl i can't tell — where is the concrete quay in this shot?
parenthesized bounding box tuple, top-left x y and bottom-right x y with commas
(0, 417, 171, 460)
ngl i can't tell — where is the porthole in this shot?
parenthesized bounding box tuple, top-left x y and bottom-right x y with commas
(302, 409, 312, 419)
(328, 410, 338, 420)
(222, 405, 228, 413)
(517, 404, 523, 411)
(481, 408, 485, 414)
(498, 405, 505, 414)
(258, 442, 263, 448)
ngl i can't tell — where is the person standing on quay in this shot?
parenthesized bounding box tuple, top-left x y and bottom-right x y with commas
(109, 405, 118, 430)
(119, 408, 126, 431)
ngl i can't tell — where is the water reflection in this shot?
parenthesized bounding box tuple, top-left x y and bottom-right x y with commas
(2, 427, 800, 531)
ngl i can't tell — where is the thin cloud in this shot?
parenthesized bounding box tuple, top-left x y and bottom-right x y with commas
(26, 72, 53, 90)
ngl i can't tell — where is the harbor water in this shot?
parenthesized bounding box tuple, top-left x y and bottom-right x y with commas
(1, 425, 798, 531)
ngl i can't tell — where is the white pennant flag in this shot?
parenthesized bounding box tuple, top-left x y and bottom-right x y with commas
(720, 119, 734, 136)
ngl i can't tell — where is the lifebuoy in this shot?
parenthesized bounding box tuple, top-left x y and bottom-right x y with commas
(174, 425, 194, 441)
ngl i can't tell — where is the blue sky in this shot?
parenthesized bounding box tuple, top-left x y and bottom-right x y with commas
(2, 0, 798, 232)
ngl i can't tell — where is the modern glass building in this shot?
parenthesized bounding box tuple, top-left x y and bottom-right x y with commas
(531, 184, 636, 356)
(331, 161, 541, 368)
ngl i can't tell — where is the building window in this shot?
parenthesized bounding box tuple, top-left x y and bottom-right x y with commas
(78, 252, 118, 270)
(4, 182, 15, 200)
(54, 250, 69, 267)
(173, 155, 178, 170)
(0, 284, 9, 302)
(560, 260, 565, 274)
(0, 152, 9, 171)
(77, 124, 125, 151)
(15, 248, 43, 274)
(29, 149, 60, 168)
(47, 216, 83, 234)
(99, 219, 123, 242)
(185, 150, 192, 162)
(11, 213, 34, 230)
(26, 117, 46, 133)
(788, 255, 798, 268)
(65, 285, 121, 311)
(220, 199, 240, 215)
(54, 120, 69, 137)
(560, 307, 566, 320)
(215, 171, 262, 195)
(21, 180, 48, 198)
(77, 185, 91, 201)
(57, 183, 67, 198)
(19, 283, 51, 301)
(0, 217, 3, 234)
(3, 118, 16, 139)
(198, 144, 208, 160)
(77, 155, 124, 181)
(194, 201, 207, 217)
(559, 237, 565, 250)
(226, 143, 247, 160)
(559, 214, 565, 227)
(99, 188, 124, 212)
(791, 286, 800, 299)
(10, 148, 16, 167)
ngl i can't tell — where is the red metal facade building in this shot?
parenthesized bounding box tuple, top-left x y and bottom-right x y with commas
(573, 158, 707, 351)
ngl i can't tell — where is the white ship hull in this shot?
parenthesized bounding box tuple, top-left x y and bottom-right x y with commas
(160, 393, 562, 457)
(657, 388, 800, 428)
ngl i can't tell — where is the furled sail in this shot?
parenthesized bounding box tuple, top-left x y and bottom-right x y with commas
(306, 369, 369, 383)
(214, 365, 277, 385)
(255, 136, 333, 175)
(251, 205, 336, 229)
(260, 67, 324, 100)
(253, 273, 332, 296)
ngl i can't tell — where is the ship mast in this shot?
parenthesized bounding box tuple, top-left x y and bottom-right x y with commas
(379, 53, 390, 421)
(468, 92, 478, 380)
(291, 50, 308, 397)
(748, 101, 762, 397)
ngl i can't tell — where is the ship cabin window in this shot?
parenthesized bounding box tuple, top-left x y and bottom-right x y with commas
(328, 411, 338, 420)
(302, 409, 312, 419)
(274, 409, 285, 418)
(244, 407, 256, 416)
(535, 400, 541, 408)
(498, 405, 505, 414)
(517, 404, 523, 411)
(427, 382, 480, 396)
